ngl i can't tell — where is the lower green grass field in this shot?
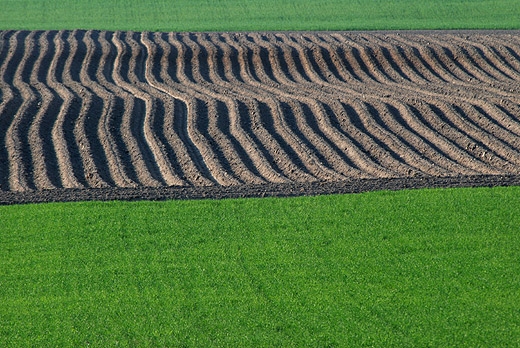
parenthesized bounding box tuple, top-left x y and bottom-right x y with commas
(1, 0, 520, 346)
(2, 187, 520, 346)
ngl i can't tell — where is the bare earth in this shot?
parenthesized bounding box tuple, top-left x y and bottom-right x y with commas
(1, 30, 520, 204)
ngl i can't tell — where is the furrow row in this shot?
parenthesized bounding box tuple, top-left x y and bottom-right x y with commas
(1, 30, 520, 194)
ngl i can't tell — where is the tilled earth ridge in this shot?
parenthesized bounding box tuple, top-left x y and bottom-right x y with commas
(1, 30, 520, 203)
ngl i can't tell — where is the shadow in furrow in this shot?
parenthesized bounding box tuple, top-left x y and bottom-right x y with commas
(236, 100, 286, 178)
(130, 98, 168, 185)
(0, 31, 21, 190)
(451, 104, 517, 165)
(196, 34, 229, 82)
(495, 104, 520, 137)
(257, 101, 310, 173)
(472, 46, 514, 80)
(489, 46, 520, 77)
(130, 32, 146, 83)
(387, 44, 429, 82)
(161, 33, 180, 83)
(304, 103, 361, 171)
(458, 46, 494, 80)
(215, 100, 266, 182)
(216, 34, 244, 83)
(386, 103, 464, 170)
(245, 47, 261, 82)
(316, 46, 344, 82)
(379, 46, 410, 81)
(195, 99, 240, 182)
(152, 99, 188, 182)
(273, 46, 295, 82)
(426, 103, 493, 164)
(117, 32, 131, 84)
(504, 46, 520, 73)
(82, 93, 116, 186)
(406, 46, 446, 82)
(473, 104, 520, 143)
(75, 30, 121, 187)
(37, 31, 63, 188)
(259, 46, 278, 83)
(424, 46, 462, 82)
(280, 101, 333, 170)
(107, 97, 140, 184)
(440, 46, 477, 80)
(364, 103, 426, 165)
(146, 32, 164, 84)
(339, 103, 393, 167)
(289, 48, 312, 82)
(351, 47, 380, 82)
(173, 99, 216, 184)
(14, 31, 45, 190)
(60, 94, 88, 187)
(186, 33, 211, 83)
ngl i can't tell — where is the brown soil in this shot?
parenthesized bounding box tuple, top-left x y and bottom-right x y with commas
(1, 30, 520, 204)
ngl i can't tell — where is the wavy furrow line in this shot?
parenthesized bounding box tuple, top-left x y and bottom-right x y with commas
(200, 30, 520, 179)
(252, 35, 467, 176)
(1, 30, 520, 199)
(278, 35, 484, 176)
(188, 33, 348, 182)
(232, 33, 392, 177)
(0, 31, 18, 190)
(238, 34, 460, 177)
(27, 31, 62, 190)
(217, 32, 359, 179)
(61, 30, 110, 188)
(47, 31, 84, 189)
(75, 30, 134, 188)
(6, 31, 39, 191)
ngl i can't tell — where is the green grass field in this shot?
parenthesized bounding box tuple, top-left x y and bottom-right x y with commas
(2, 0, 520, 346)
(0, 0, 519, 31)
(2, 187, 520, 346)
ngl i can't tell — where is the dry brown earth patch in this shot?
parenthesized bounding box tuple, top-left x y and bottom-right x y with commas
(1, 30, 520, 204)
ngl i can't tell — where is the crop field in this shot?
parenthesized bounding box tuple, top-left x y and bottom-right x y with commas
(2, 187, 520, 346)
(1, 0, 520, 346)
(2, 30, 520, 203)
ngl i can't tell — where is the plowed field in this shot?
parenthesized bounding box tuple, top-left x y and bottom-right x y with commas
(1, 30, 520, 204)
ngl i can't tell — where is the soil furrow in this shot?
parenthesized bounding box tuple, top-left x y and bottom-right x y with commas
(239, 33, 378, 178)
(77, 30, 136, 187)
(416, 102, 505, 175)
(178, 34, 265, 184)
(1, 30, 520, 203)
(27, 31, 63, 190)
(110, 31, 165, 187)
(63, 30, 110, 188)
(6, 31, 39, 191)
(196, 33, 346, 181)
(436, 101, 520, 171)
(145, 33, 217, 186)
(48, 31, 84, 189)
(224, 34, 434, 175)
(0, 31, 19, 190)
(449, 35, 519, 81)
(204, 34, 292, 183)
(138, 32, 192, 186)
(118, 31, 182, 186)
(168, 33, 240, 185)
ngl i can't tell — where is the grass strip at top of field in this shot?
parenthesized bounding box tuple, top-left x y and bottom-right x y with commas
(1, 0, 519, 31)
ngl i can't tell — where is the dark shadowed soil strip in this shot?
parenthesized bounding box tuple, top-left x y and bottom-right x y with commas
(1, 175, 520, 205)
(1, 30, 520, 204)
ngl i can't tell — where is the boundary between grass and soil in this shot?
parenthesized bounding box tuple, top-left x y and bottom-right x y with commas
(2, 174, 520, 205)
